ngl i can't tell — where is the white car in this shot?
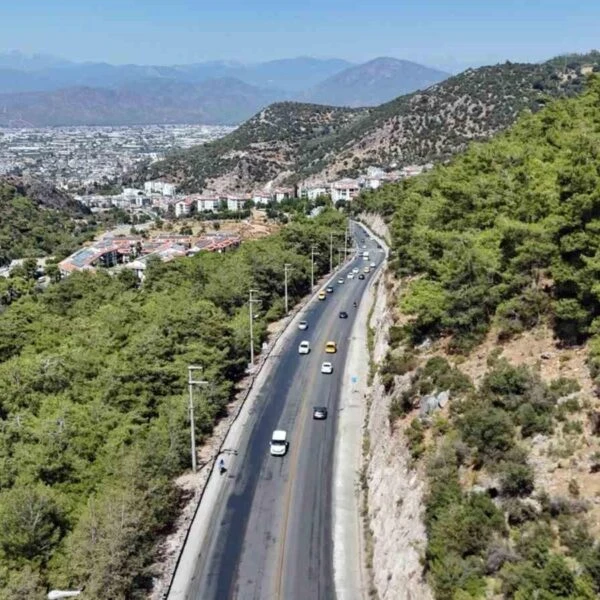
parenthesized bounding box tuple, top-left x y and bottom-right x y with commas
(337, 278, 344, 284)
(370, 262, 376, 268)
(321, 361, 333, 374)
(298, 341, 310, 354)
(270, 430, 288, 456)
(352, 267, 359, 273)
(298, 320, 308, 330)
(347, 272, 354, 279)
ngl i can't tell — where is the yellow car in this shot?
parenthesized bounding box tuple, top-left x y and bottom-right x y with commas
(325, 341, 337, 354)
(318, 291, 326, 300)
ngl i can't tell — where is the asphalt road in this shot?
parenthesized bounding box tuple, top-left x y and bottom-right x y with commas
(186, 223, 383, 600)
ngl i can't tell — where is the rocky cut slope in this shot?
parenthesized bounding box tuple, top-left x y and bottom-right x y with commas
(141, 51, 600, 192)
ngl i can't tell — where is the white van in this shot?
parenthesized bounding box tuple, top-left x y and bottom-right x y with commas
(270, 430, 288, 456)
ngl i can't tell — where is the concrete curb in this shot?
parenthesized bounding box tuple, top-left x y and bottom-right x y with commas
(164, 256, 355, 600)
(333, 219, 390, 600)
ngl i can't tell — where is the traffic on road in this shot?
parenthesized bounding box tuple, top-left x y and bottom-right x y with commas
(178, 223, 382, 600)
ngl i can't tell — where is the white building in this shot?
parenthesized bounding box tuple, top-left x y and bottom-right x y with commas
(298, 182, 330, 201)
(175, 198, 195, 217)
(272, 187, 294, 202)
(330, 178, 360, 202)
(307, 185, 330, 200)
(227, 197, 250, 212)
(253, 192, 271, 206)
(144, 180, 177, 196)
(197, 197, 220, 212)
(122, 187, 143, 199)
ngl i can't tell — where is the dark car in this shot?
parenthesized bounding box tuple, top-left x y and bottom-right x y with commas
(326, 286, 334, 293)
(339, 311, 348, 319)
(358, 273, 365, 280)
(313, 406, 328, 420)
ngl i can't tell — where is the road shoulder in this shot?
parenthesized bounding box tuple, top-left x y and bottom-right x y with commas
(333, 221, 389, 600)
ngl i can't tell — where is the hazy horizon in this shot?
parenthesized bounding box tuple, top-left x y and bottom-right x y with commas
(3, 0, 599, 73)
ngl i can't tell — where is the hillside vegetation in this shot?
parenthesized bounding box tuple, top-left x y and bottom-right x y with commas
(143, 52, 600, 194)
(356, 76, 600, 598)
(0, 209, 346, 599)
(0, 179, 94, 266)
(141, 102, 366, 192)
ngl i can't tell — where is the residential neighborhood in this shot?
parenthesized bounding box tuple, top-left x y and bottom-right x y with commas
(58, 230, 242, 280)
(76, 162, 432, 220)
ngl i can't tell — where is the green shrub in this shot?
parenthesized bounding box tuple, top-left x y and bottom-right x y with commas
(405, 418, 426, 459)
(548, 377, 581, 401)
(416, 356, 473, 396)
(496, 288, 550, 339)
(504, 498, 539, 526)
(380, 350, 417, 391)
(563, 420, 583, 435)
(429, 553, 486, 600)
(515, 522, 554, 568)
(499, 461, 535, 497)
(516, 402, 553, 437)
(458, 406, 515, 464)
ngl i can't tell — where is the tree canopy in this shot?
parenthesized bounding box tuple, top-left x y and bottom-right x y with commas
(0, 209, 346, 598)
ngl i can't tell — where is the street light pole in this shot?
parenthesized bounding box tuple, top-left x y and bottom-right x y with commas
(284, 264, 291, 314)
(188, 365, 208, 473)
(329, 232, 333, 272)
(311, 246, 315, 289)
(249, 289, 260, 365)
(344, 226, 348, 261)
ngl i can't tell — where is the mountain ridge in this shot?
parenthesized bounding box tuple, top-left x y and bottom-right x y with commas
(0, 54, 449, 125)
(303, 57, 449, 106)
(138, 51, 600, 193)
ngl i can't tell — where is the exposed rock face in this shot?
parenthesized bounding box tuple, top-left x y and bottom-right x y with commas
(362, 219, 433, 600)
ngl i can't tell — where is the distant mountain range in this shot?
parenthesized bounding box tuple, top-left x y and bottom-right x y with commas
(303, 58, 448, 107)
(0, 52, 449, 126)
(138, 51, 600, 193)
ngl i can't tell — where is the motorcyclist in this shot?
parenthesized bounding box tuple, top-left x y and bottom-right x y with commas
(353, 301, 357, 308)
(218, 458, 226, 474)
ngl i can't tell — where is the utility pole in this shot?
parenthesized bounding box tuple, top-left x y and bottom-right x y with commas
(187, 365, 208, 473)
(344, 227, 348, 262)
(338, 247, 342, 268)
(310, 245, 318, 290)
(329, 232, 333, 273)
(249, 289, 260, 365)
(284, 263, 291, 313)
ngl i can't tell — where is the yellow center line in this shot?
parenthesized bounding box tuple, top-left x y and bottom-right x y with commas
(272, 302, 341, 600)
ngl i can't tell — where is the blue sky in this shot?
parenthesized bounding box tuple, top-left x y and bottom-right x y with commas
(2, 0, 599, 70)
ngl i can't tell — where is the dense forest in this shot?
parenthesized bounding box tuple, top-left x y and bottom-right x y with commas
(0, 181, 96, 266)
(355, 74, 600, 356)
(357, 76, 600, 598)
(0, 209, 346, 599)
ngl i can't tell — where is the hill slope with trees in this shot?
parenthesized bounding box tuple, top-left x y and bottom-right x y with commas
(141, 52, 600, 193)
(354, 75, 600, 598)
(0, 209, 346, 599)
(0, 178, 94, 267)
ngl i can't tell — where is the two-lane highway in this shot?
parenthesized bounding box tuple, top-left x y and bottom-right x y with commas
(184, 223, 382, 600)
